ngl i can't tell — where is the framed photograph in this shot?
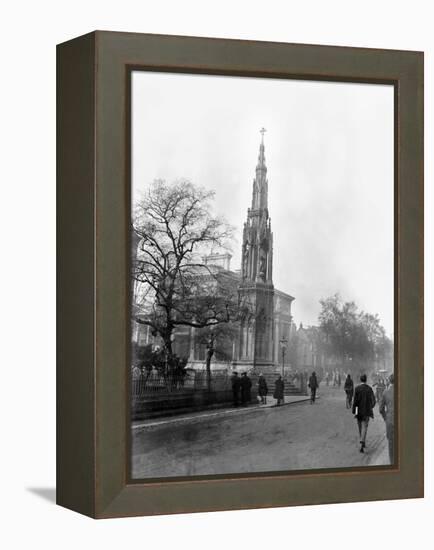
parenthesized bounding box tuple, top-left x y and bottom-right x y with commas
(57, 31, 423, 518)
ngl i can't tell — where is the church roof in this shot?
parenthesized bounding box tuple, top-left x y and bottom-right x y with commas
(275, 288, 295, 302)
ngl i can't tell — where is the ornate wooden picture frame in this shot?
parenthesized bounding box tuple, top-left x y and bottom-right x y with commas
(57, 31, 423, 518)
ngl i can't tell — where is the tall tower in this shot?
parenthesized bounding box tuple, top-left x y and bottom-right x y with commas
(237, 129, 275, 371)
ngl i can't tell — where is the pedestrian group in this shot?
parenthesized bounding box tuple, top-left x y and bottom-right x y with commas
(230, 371, 252, 407)
(229, 366, 394, 464)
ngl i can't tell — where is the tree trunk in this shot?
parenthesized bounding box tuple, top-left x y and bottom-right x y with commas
(162, 330, 174, 392)
(205, 344, 215, 392)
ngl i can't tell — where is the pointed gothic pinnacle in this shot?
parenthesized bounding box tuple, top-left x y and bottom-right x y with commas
(257, 129, 267, 172)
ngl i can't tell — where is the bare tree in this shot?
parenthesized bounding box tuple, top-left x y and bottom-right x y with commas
(132, 179, 238, 375)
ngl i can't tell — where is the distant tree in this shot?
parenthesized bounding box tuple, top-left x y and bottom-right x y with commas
(358, 312, 386, 361)
(319, 294, 358, 366)
(318, 293, 392, 373)
(132, 179, 239, 376)
(375, 332, 394, 370)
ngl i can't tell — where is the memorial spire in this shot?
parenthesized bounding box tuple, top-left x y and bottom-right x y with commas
(252, 127, 268, 211)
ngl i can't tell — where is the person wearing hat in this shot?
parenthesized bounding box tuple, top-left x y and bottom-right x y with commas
(273, 375, 285, 406)
(308, 371, 319, 404)
(240, 372, 252, 405)
(379, 374, 395, 464)
(257, 373, 268, 404)
(352, 374, 376, 453)
(344, 373, 354, 409)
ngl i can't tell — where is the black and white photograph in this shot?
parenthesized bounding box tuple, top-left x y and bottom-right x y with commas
(130, 70, 395, 479)
(4, 0, 430, 540)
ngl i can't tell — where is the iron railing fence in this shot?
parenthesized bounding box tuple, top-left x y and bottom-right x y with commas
(131, 369, 232, 397)
(131, 368, 314, 399)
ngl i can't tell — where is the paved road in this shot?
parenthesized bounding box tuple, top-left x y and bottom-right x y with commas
(131, 385, 389, 479)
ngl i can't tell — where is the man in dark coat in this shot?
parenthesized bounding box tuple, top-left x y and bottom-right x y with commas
(379, 374, 395, 464)
(257, 373, 268, 404)
(308, 371, 319, 404)
(352, 374, 376, 453)
(344, 374, 354, 409)
(240, 372, 252, 405)
(231, 371, 241, 407)
(273, 375, 285, 406)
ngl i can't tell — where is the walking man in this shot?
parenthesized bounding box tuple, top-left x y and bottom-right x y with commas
(231, 371, 241, 407)
(273, 375, 285, 406)
(257, 373, 268, 404)
(352, 374, 376, 453)
(344, 374, 354, 409)
(379, 374, 395, 464)
(308, 371, 319, 404)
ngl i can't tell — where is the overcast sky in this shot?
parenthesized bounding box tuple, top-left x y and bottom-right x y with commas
(132, 71, 394, 336)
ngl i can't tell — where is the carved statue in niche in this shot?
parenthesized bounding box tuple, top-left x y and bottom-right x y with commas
(259, 252, 267, 281)
(243, 242, 250, 278)
(260, 227, 269, 252)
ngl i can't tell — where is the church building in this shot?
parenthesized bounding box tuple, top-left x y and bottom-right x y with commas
(133, 132, 295, 373)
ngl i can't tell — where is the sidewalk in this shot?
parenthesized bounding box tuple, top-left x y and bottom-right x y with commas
(132, 394, 314, 430)
(368, 434, 390, 466)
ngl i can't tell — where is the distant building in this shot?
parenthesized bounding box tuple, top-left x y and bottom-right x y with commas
(202, 252, 232, 271)
(294, 323, 331, 374)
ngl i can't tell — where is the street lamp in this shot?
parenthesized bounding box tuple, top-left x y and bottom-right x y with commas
(166, 332, 176, 375)
(279, 337, 288, 377)
(205, 336, 215, 393)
